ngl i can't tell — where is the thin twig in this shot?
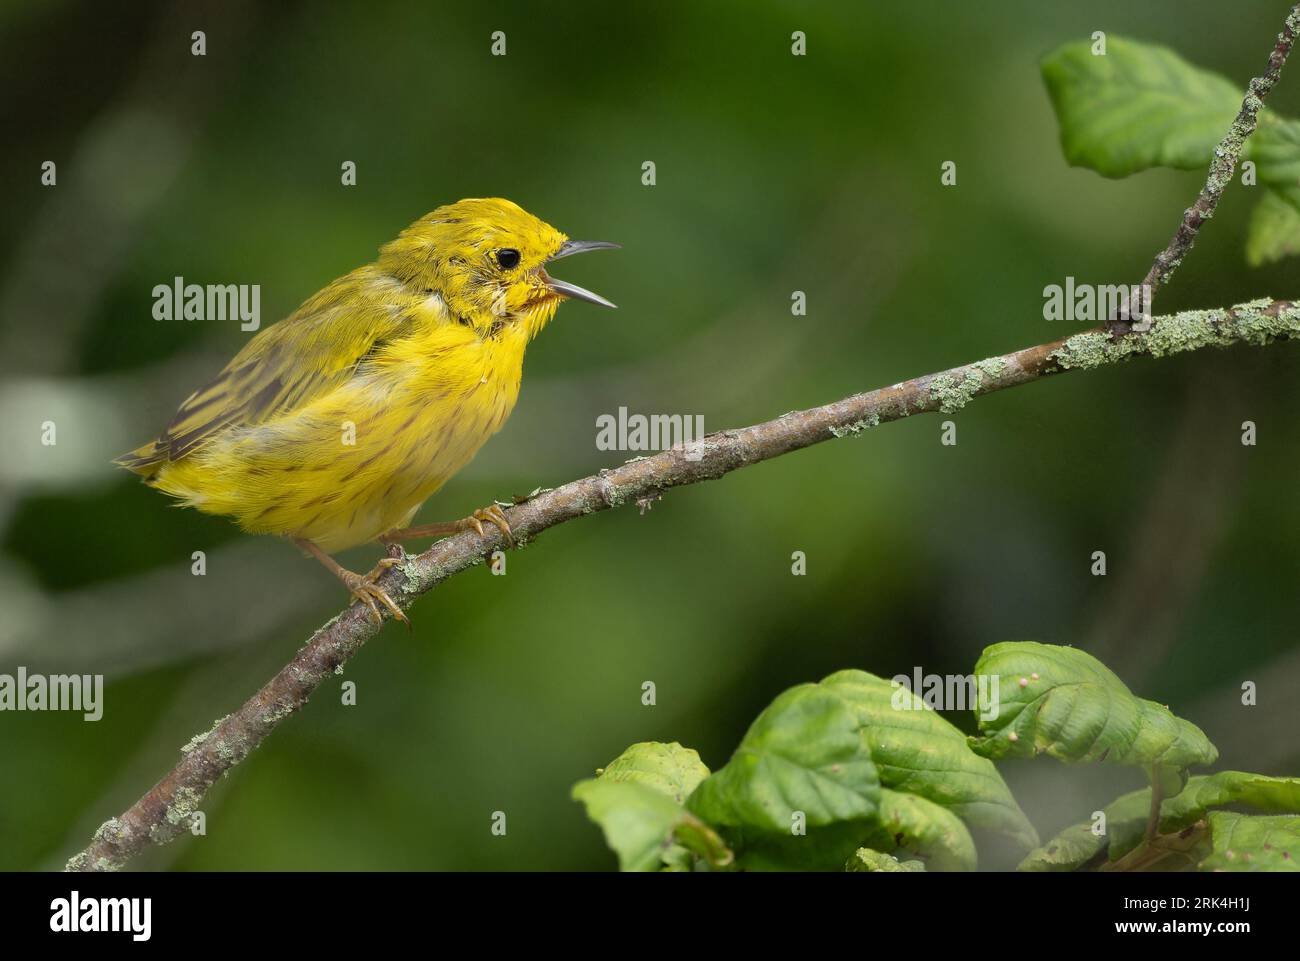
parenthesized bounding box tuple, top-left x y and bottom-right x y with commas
(66, 298, 1300, 871)
(1114, 3, 1300, 334)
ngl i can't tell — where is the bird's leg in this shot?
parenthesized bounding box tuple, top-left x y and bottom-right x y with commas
(380, 503, 514, 547)
(292, 537, 408, 626)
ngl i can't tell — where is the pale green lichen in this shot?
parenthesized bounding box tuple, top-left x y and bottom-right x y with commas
(148, 785, 205, 842)
(216, 741, 240, 764)
(65, 852, 116, 872)
(397, 560, 424, 590)
(974, 356, 1009, 379)
(924, 354, 1015, 414)
(602, 486, 630, 508)
(929, 370, 985, 414)
(261, 699, 299, 727)
(92, 817, 126, 844)
(1051, 299, 1300, 371)
(165, 786, 203, 827)
(400, 545, 497, 595)
(829, 413, 880, 438)
(182, 714, 246, 766)
(180, 714, 232, 755)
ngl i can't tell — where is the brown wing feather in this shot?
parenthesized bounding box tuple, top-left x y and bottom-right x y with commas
(115, 269, 407, 474)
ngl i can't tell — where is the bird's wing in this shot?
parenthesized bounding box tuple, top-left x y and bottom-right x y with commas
(126, 276, 408, 468)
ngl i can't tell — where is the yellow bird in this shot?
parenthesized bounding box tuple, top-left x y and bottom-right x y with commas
(116, 198, 617, 623)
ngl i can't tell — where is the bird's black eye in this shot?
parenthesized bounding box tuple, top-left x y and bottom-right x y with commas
(495, 248, 521, 269)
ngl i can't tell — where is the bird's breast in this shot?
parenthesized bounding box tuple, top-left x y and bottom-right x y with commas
(365, 325, 529, 499)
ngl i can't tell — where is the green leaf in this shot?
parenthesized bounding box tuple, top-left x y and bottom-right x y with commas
(860, 789, 978, 872)
(1020, 771, 1300, 871)
(572, 779, 691, 872)
(848, 848, 926, 872)
(1251, 117, 1300, 188)
(1246, 186, 1300, 266)
(1041, 36, 1242, 178)
(1017, 819, 1111, 872)
(968, 642, 1217, 778)
(1201, 812, 1300, 871)
(1114, 771, 1300, 861)
(684, 670, 1036, 870)
(573, 742, 730, 871)
(1042, 36, 1300, 265)
(685, 683, 882, 870)
(820, 670, 1038, 851)
(594, 741, 710, 804)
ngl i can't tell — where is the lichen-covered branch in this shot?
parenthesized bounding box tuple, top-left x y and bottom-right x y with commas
(67, 298, 1300, 872)
(1116, 3, 1300, 332)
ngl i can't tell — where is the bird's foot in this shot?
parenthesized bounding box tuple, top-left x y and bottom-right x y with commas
(457, 504, 514, 546)
(381, 503, 514, 548)
(341, 561, 408, 627)
(293, 536, 410, 628)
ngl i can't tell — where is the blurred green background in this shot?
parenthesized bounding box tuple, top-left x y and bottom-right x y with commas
(2, 0, 1299, 871)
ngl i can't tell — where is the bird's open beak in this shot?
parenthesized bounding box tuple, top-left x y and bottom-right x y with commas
(546, 240, 619, 308)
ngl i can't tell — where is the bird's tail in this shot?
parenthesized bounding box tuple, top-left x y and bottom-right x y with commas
(112, 439, 167, 479)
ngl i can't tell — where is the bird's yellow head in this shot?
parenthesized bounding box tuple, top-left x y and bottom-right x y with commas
(378, 197, 617, 337)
